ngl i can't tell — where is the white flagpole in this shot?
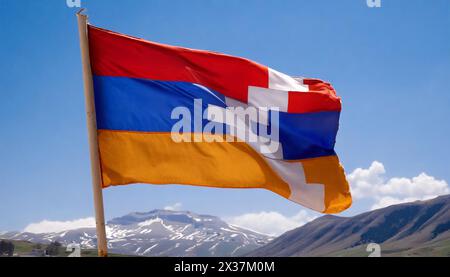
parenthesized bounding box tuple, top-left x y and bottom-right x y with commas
(76, 9, 108, 257)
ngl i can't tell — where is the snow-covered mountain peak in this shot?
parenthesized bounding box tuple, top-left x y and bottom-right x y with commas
(1, 210, 272, 257)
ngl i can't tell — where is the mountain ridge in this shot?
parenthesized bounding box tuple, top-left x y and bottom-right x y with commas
(3, 195, 450, 257)
(248, 194, 450, 256)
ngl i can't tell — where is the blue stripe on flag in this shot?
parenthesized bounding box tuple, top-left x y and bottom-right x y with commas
(93, 75, 339, 160)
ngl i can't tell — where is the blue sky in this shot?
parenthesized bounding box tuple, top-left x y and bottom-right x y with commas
(1, 0, 449, 234)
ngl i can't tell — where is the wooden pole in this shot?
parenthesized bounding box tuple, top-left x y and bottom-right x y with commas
(76, 9, 108, 257)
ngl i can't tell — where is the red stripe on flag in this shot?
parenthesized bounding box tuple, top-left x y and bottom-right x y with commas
(303, 78, 337, 96)
(88, 25, 268, 103)
(288, 79, 341, 113)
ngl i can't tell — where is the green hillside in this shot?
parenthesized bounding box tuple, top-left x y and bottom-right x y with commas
(0, 239, 133, 257)
(325, 238, 450, 257)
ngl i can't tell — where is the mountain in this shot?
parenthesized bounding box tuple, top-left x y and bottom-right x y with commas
(249, 194, 450, 257)
(0, 210, 271, 257)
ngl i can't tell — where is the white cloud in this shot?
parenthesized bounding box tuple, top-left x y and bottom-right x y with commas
(226, 210, 317, 236)
(348, 161, 449, 210)
(164, 202, 183, 211)
(24, 217, 95, 234)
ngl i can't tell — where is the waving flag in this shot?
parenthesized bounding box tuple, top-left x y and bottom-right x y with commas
(87, 25, 351, 214)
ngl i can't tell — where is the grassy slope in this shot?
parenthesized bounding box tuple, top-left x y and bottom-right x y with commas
(324, 237, 450, 257)
(1, 239, 133, 257)
(5, 238, 450, 257)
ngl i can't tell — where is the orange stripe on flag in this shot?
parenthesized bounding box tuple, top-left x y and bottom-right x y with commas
(97, 130, 291, 199)
(97, 130, 351, 213)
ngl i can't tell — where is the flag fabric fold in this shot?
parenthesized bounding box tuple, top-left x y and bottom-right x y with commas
(88, 25, 352, 214)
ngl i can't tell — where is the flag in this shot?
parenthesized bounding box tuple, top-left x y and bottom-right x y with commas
(87, 25, 352, 213)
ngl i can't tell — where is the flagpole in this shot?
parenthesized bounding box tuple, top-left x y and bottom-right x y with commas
(76, 9, 108, 257)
